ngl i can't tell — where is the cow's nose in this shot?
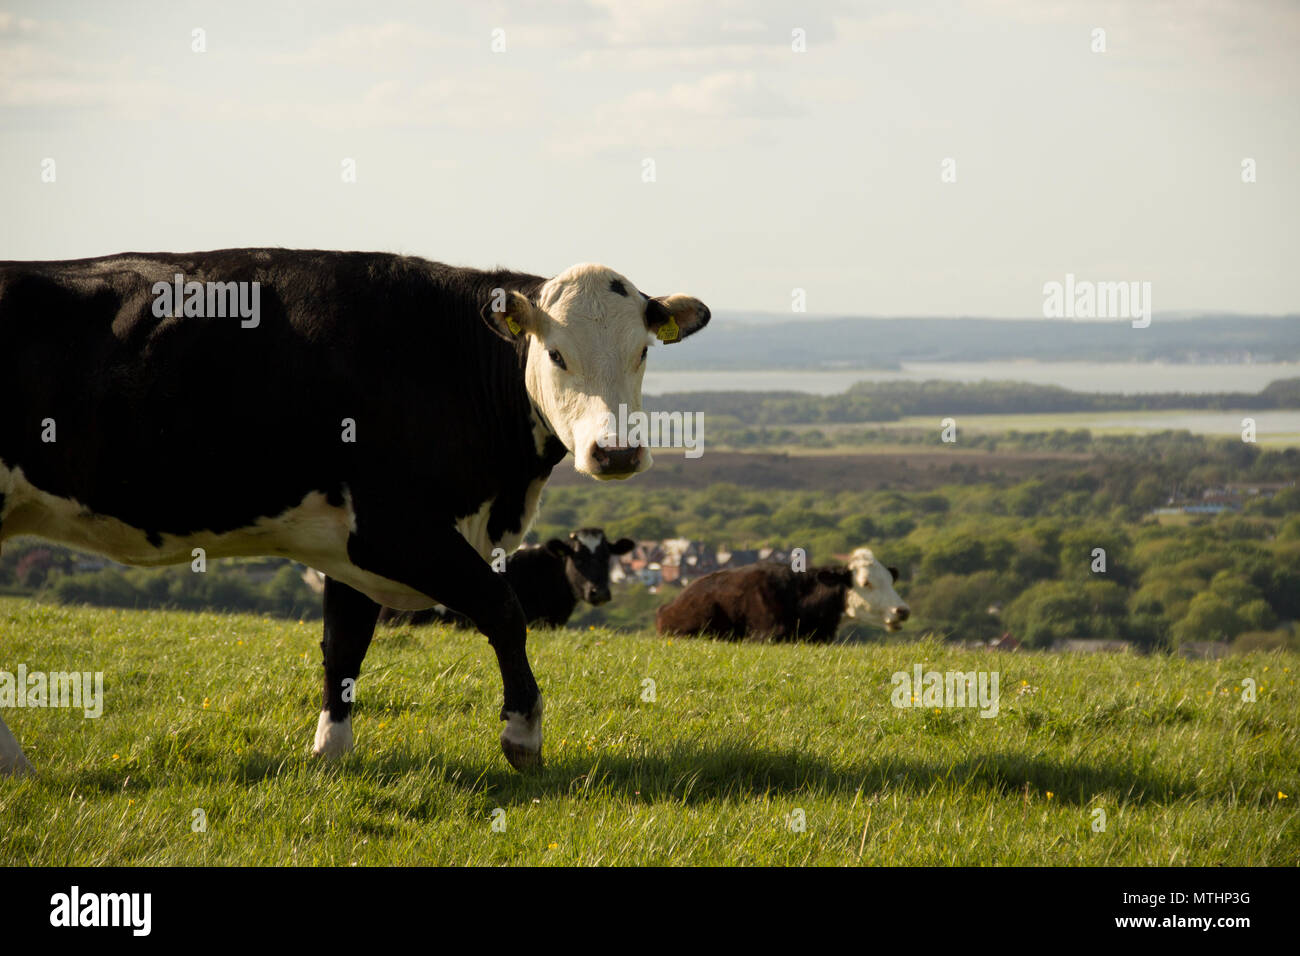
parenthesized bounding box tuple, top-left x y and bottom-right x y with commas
(892, 606, 910, 622)
(589, 587, 611, 605)
(590, 444, 643, 478)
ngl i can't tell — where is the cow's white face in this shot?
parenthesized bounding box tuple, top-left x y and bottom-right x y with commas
(483, 264, 709, 479)
(842, 547, 910, 631)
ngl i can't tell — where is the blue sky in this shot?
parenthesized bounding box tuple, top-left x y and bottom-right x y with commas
(1, 0, 1297, 316)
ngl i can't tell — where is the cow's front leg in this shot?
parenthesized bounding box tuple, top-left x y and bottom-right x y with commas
(313, 576, 380, 758)
(347, 528, 542, 771)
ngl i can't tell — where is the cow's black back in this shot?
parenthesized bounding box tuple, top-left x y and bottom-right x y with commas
(0, 250, 562, 546)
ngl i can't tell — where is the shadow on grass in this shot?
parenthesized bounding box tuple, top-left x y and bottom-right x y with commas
(355, 740, 1197, 808)
(39, 739, 1197, 809)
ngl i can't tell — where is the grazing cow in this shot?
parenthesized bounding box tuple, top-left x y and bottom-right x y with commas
(0, 249, 709, 775)
(379, 528, 635, 628)
(655, 548, 908, 642)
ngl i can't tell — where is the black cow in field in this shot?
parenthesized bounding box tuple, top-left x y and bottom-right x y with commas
(379, 528, 635, 628)
(655, 548, 908, 642)
(0, 249, 709, 775)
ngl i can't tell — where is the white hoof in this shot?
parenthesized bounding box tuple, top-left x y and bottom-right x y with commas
(312, 711, 353, 758)
(500, 696, 543, 771)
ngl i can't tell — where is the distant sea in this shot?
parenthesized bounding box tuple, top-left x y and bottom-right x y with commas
(643, 361, 1300, 396)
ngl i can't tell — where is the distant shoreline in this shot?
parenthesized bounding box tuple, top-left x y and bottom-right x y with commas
(644, 361, 1300, 397)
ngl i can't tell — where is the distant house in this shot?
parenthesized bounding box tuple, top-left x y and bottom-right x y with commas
(615, 538, 808, 588)
(639, 563, 663, 588)
(652, 538, 721, 585)
(616, 544, 666, 587)
(622, 543, 654, 573)
(1054, 639, 1133, 654)
(717, 547, 759, 569)
(1152, 480, 1295, 518)
(1178, 640, 1231, 660)
(988, 633, 1020, 652)
(1222, 481, 1293, 497)
(680, 542, 718, 578)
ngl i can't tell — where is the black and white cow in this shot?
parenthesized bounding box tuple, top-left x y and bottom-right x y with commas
(0, 249, 708, 775)
(379, 528, 635, 628)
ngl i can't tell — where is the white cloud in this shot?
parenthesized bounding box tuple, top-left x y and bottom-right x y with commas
(211, 75, 522, 131)
(0, 12, 40, 34)
(0, 28, 167, 113)
(263, 21, 471, 67)
(551, 69, 803, 155)
(585, 0, 841, 47)
(623, 70, 802, 117)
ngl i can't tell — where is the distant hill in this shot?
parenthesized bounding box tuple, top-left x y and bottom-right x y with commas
(655, 315, 1300, 369)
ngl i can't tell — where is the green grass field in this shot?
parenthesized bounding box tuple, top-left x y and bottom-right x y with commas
(1, 597, 1296, 865)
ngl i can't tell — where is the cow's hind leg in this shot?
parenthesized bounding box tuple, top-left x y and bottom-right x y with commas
(312, 576, 380, 758)
(0, 713, 33, 776)
(347, 528, 541, 771)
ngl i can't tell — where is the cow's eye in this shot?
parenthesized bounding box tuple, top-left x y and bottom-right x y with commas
(548, 349, 567, 370)
(639, 345, 648, 364)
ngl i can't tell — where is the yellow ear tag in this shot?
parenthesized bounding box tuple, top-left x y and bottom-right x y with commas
(656, 316, 680, 342)
(506, 315, 522, 335)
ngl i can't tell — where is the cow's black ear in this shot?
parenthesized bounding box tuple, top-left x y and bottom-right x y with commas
(609, 537, 636, 555)
(644, 294, 710, 344)
(816, 568, 850, 588)
(481, 289, 543, 342)
(888, 566, 900, 582)
(543, 538, 572, 558)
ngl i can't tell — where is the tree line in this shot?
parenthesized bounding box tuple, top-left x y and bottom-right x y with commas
(645, 377, 1300, 426)
(4, 431, 1297, 654)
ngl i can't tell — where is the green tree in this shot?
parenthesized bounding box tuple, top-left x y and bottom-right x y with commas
(1004, 580, 1129, 648)
(621, 512, 678, 540)
(1238, 599, 1277, 632)
(1171, 593, 1245, 645)
(909, 571, 1020, 642)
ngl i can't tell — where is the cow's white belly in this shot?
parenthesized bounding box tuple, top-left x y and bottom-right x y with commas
(0, 461, 550, 612)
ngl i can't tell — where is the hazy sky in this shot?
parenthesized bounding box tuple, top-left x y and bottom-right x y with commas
(2, 0, 1297, 316)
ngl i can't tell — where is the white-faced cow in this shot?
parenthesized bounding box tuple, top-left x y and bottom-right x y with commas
(655, 548, 908, 642)
(0, 250, 708, 775)
(379, 527, 635, 628)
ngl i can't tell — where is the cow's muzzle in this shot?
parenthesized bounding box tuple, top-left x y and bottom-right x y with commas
(884, 606, 910, 632)
(589, 444, 644, 479)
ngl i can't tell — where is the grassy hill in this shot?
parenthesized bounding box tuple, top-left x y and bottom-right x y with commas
(1, 599, 1295, 865)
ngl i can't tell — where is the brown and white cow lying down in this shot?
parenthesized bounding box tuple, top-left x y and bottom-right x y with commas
(655, 548, 908, 642)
